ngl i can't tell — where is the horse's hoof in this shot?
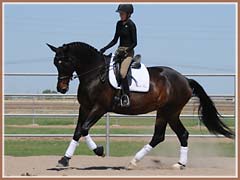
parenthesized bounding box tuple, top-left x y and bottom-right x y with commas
(93, 145, 105, 157)
(172, 162, 186, 170)
(56, 156, 70, 167)
(127, 159, 138, 170)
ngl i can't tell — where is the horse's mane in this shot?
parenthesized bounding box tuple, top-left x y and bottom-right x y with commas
(63, 42, 100, 55)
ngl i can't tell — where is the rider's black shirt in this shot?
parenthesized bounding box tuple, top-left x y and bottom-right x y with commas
(104, 19, 137, 52)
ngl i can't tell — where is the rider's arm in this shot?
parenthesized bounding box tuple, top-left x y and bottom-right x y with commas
(103, 21, 120, 50)
(126, 22, 137, 53)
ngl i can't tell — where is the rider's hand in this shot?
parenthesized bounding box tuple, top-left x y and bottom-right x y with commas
(118, 50, 127, 58)
(99, 48, 106, 54)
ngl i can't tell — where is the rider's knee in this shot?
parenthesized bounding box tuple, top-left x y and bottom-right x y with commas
(120, 58, 132, 79)
(120, 69, 127, 79)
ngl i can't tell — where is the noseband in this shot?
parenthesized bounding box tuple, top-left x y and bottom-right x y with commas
(58, 75, 73, 81)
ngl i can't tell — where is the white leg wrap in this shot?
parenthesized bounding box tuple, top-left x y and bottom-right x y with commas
(134, 144, 153, 161)
(178, 146, 188, 165)
(65, 139, 79, 158)
(84, 134, 97, 150)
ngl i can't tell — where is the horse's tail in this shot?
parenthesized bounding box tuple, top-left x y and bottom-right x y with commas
(188, 79, 234, 139)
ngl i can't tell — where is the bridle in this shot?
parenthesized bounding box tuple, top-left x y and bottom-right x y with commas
(56, 54, 112, 82)
(55, 55, 74, 81)
(58, 75, 72, 81)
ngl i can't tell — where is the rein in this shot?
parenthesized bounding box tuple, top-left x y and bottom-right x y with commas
(72, 64, 111, 80)
(58, 58, 113, 81)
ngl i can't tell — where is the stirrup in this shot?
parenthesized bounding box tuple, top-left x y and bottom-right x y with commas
(120, 94, 130, 107)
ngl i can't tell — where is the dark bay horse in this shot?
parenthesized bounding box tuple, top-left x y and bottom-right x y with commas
(47, 42, 234, 169)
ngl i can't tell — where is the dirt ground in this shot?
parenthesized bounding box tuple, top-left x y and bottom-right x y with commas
(4, 155, 236, 177)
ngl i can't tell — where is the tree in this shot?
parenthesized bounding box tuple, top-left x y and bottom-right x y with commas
(42, 89, 57, 94)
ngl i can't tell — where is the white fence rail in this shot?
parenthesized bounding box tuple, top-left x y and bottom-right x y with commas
(4, 73, 236, 77)
(4, 73, 236, 157)
(5, 134, 225, 138)
(4, 93, 235, 97)
(4, 114, 235, 118)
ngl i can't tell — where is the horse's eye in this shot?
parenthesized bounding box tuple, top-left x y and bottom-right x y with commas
(58, 60, 62, 64)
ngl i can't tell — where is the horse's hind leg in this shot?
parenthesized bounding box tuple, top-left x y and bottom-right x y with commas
(168, 115, 189, 169)
(128, 111, 167, 169)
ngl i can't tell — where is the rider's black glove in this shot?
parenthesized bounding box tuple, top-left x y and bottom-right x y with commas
(118, 50, 127, 58)
(99, 48, 106, 54)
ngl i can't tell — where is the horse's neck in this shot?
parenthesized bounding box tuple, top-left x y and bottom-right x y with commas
(74, 51, 105, 82)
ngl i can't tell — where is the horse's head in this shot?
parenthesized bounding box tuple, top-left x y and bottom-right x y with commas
(47, 43, 75, 94)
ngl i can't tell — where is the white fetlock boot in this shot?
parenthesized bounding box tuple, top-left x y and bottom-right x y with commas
(127, 144, 153, 170)
(127, 158, 139, 170)
(172, 146, 188, 170)
(172, 162, 186, 170)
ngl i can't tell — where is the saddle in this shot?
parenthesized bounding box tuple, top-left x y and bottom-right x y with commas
(109, 54, 150, 93)
(113, 54, 142, 87)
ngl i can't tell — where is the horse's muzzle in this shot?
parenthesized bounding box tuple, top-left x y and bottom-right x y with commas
(57, 86, 69, 94)
(57, 81, 69, 94)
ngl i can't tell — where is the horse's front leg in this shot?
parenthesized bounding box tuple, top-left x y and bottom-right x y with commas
(57, 107, 88, 167)
(80, 106, 106, 157)
(57, 106, 105, 167)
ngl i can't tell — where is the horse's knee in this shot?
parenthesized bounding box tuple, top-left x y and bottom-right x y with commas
(80, 126, 89, 137)
(149, 134, 165, 148)
(179, 130, 189, 147)
(73, 131, 81, 141)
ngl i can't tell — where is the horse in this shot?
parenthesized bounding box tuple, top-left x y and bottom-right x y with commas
(47, 42, 234, 169)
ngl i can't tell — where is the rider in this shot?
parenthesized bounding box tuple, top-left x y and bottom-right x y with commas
(100, 4, 137, 107)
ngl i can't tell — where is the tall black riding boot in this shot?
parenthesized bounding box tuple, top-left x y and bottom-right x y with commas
(120, 77, 130, 107)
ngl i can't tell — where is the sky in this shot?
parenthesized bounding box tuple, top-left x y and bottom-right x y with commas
(4, 3, 236, 94)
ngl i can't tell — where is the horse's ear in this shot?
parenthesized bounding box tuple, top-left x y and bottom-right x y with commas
(46, 43, 57, 52)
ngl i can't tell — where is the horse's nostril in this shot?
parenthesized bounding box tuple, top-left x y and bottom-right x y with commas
(61, 89, 67, 94)
(62, 86, 69, 91)
(57, 85, 68, 94)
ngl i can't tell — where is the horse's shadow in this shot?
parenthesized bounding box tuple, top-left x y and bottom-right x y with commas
(47, 166, 126, 172)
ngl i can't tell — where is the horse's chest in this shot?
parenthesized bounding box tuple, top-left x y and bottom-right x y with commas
(77, 84, 101, 107)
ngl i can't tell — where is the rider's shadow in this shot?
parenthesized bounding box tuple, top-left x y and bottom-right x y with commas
(47, 166, 126, 171)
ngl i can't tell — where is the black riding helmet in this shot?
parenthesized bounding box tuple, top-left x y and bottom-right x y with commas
(116, 4, 134, 14)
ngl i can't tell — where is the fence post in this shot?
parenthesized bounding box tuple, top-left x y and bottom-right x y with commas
(106, 113, 110, 157)
(32, 95, 36, 125)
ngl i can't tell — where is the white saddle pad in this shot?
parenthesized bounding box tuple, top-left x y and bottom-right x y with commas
(109, 55, 150, 92)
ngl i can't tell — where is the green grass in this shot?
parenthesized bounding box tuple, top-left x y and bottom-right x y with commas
(4, 116, 235, 157)
(4, 117, 77, 126)
(5, 117, 235, 127)
(4, 139, 235, 157)
(5, 116, 235, 135)
(5, 126, 215, 135)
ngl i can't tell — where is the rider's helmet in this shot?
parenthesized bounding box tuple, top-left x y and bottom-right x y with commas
(116, 4, 134, 14)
